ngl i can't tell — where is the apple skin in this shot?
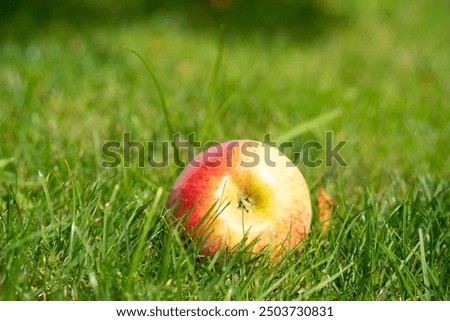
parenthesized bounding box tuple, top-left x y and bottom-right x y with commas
(166, 140, 312, 256)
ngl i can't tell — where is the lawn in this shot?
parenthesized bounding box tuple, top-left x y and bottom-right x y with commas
(0, 0, 449, 300)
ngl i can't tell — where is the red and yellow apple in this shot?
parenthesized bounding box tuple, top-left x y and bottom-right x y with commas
(166, 140, 311, 256)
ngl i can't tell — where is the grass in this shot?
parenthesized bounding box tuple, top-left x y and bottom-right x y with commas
(0, 0, 449, 300)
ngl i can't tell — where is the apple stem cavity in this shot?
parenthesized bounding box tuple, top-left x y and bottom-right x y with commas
(237, 194, 254, 213)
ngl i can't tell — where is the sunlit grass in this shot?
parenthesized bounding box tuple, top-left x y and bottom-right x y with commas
(0, 0, 449, 300)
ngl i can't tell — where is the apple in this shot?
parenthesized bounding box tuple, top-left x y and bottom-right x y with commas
(166, 140, 312, 256)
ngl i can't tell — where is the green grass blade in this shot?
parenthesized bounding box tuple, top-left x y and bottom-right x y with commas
(125, 48, 175, 139)
(0, 157, 15, 169)
(276, 108, 342, 143)
(301, 262, 354, 298)
(125, 48, 181, 169)
(200, 28, 225, 141)
(211, 93, 236, 128)
(418, 228, 431, 299)
(125, 187, 163, 295)
(38, 170, 56, 225)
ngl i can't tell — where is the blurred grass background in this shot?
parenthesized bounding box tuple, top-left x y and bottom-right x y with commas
(0, 0, 449, 300)
(1, 0, 448, 181)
